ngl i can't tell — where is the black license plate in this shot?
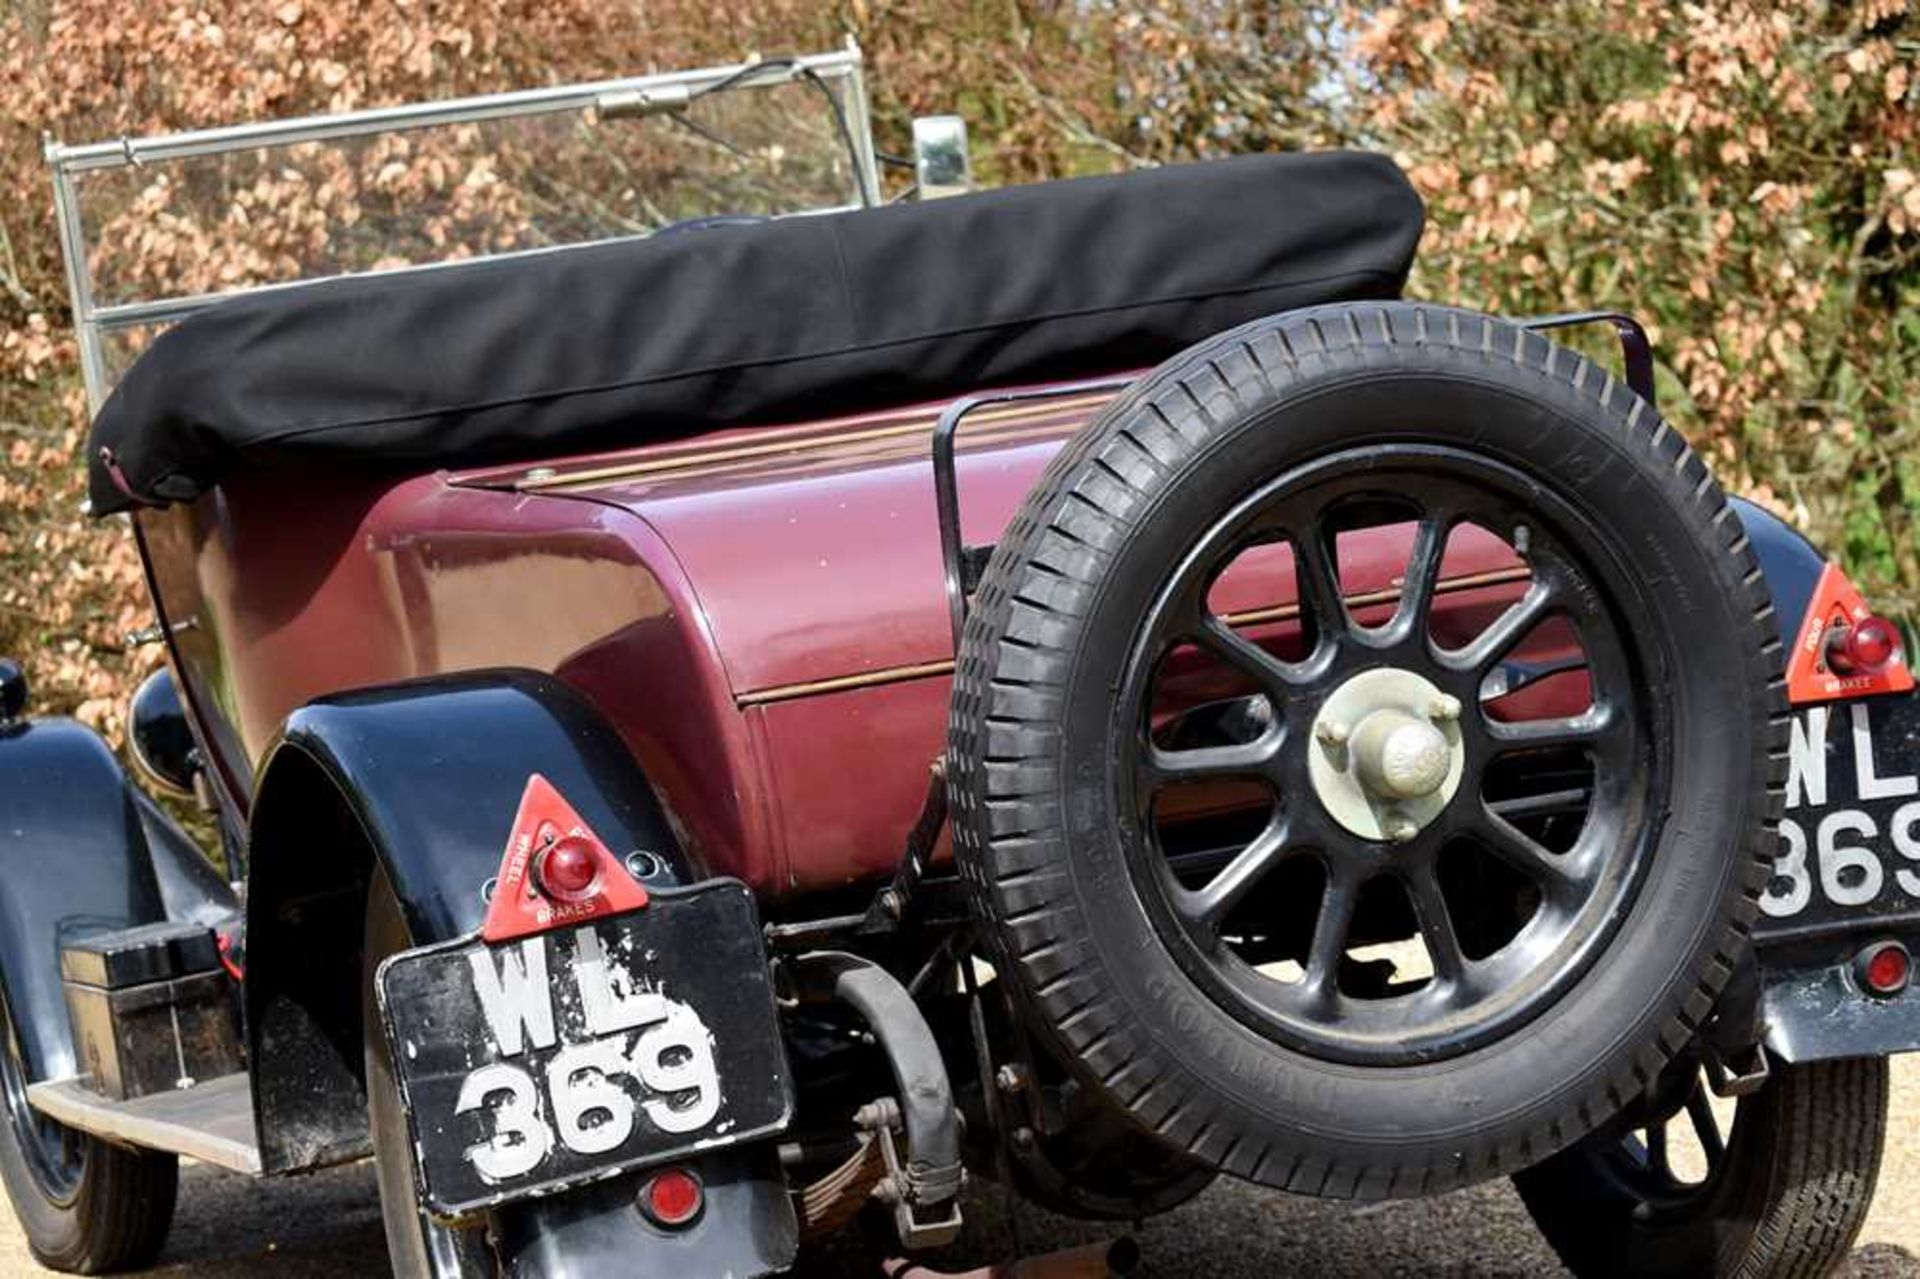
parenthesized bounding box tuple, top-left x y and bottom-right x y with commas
(376, 879, 792, 1218)
(1759, 690, 1920, 933)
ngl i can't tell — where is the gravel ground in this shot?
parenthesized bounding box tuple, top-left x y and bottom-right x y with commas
(4, 1058, 1920, 1277)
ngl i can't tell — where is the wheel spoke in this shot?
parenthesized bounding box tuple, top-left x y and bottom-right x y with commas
(1194, 615, 1309, 689)
(1685, 1087, 1725, 1166)
(1389, 514, 1449, 639)
(1446, 578, 1555, 674)
(1301, 865, 1361, 1002)
(1404, 865, 1468, 986)
(1293, 522, 1349, 648)
(1181, 815, 1293, 930)
(1473, 803, 1580, 896)
(1645, 1122, 1671, 1180)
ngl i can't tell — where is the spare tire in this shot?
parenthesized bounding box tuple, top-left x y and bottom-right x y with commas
(948, 302, 1787, 1199)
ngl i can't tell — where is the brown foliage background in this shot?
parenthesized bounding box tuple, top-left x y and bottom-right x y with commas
(0, 0, 1914, 742)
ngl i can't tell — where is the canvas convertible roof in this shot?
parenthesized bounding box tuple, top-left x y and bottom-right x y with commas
(87, 151, 1423, 514)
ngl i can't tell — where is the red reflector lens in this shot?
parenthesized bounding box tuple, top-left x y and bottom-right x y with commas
(536, 837, 601, 903)
(1858, 942, 1911, 997)
(1830, 616, 1901, 675)
(1851, 617, 1900, 670)
(640, 1167, 704, 1227)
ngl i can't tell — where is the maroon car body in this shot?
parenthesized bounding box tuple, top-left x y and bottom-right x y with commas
(138, 382, 1541, 901)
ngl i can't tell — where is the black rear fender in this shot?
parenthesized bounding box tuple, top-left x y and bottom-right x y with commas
(243, 671, 801, 1278)
(242, 668, 689, 1173)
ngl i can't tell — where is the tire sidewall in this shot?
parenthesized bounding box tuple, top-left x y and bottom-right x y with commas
(0, 1112, 88, 1264)
(364, 870, 474, 1279)
(0, 986, 177, 1270)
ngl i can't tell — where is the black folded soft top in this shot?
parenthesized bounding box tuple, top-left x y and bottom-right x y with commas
(87, 151, 1423, 514)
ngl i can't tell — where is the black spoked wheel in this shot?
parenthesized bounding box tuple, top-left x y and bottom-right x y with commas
(1119, 450, 1657, 1065)
(0, 990, 176, 1273)
(949, 302, 1788, 1198)
(1516, 1057, 1888, 1277)
(0, 1029, 85, 1206)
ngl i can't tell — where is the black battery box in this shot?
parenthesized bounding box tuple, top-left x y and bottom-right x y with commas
(61, 921, 242, 1099)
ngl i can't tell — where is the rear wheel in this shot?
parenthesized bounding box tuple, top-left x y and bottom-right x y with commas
(1515, 1057, 1887, 1277)
(0, 992, 176, 1273)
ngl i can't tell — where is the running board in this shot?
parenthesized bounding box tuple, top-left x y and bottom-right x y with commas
(27, 1073, 260, 1174)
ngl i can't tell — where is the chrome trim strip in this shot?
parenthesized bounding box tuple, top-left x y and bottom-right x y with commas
(733, 566, 1536, 707)
(737, 661, 960, 706)
(583, 418, 1091, 493)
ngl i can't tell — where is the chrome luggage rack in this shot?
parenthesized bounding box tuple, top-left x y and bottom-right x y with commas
(927, 310, 1657, 653)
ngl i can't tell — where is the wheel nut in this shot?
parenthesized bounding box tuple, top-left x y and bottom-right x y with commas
(1316, 719, 1351, 747)
(1428, 694, 1462, 722)
(1386, 817, 1419, 844)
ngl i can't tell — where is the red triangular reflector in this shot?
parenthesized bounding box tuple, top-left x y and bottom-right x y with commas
(481, 774, 649, 943)
(1785, 562, 1915, 705)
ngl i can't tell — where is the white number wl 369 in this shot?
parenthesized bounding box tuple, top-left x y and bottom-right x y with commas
(453, 929, 721, 1184)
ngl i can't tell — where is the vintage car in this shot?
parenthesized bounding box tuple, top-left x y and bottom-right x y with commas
(6, 45, 1917, 1278)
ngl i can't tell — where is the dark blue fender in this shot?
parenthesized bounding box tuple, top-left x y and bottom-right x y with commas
(1731, 495, 1826, 637)
(0, 713, 234, 1084)
(0, 718, 165, 1082)
(243, 668, 797, 1276)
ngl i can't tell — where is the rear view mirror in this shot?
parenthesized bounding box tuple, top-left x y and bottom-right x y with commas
(911, 116, 972, 199)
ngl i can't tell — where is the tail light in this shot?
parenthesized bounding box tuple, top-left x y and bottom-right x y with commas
(638, 1166, 704, 1228)
(1786, 562, 1914, 704)
(534, 833, 603, 903)
(1855, 941, 1911, 998)
(1828, 615, 1901, 676)
(481, 775, 650, 943)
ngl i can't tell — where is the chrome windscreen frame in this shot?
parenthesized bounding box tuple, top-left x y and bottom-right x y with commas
(45, 43, 880, 413)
